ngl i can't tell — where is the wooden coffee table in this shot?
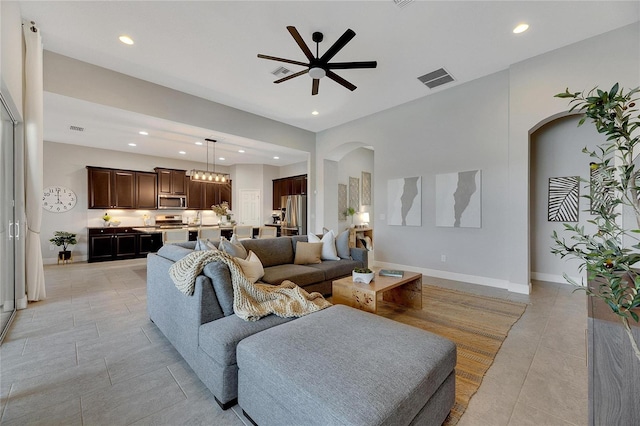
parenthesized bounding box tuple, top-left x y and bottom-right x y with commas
(332, 270, 422, 314)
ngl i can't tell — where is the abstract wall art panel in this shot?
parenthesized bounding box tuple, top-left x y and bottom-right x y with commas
(388, 177, 421, 226)
(548, 176, 579, 222)
(338, 183, 347, 221)
(436, 170, 482, 228)
(349, 177, 360, 210)
(362, 171, 372, 206)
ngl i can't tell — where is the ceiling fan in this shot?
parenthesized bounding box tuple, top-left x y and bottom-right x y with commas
(258, 26, 377, 96)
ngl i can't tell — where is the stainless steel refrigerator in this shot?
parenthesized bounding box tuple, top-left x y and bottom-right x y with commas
(281, 195, 307, 236)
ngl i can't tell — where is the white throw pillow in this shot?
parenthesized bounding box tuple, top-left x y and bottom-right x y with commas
(235, 250, 264, 283)
(308, 230, 339, 261)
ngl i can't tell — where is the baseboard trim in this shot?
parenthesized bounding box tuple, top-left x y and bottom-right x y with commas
(531, 272, 583, 286)
(374, 261, 531, 294)
(16, 295, 27, 310)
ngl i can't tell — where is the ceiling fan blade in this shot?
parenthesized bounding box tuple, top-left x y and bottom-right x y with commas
(312, 79, 319, 96)
(326, 61, 377, 70)
(320, 29, 356, 63)
(274, 69, 309, 84)
(326, 70, 357, 91)
(287, 26, 315, 61)
(257, 54, 308, 67)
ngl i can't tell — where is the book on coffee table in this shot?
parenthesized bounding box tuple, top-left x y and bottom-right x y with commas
(379, 269, 404, 278)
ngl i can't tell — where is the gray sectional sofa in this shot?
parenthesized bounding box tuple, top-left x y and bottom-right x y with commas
(147, 235, 456, 425)
(146, 236, 368, 408)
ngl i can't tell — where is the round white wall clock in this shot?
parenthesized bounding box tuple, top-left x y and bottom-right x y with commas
(43, 186, 77, 212)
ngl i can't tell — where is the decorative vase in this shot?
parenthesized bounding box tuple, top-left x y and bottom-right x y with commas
(352, 271, 375, 284)
(58, 251, 71, 261)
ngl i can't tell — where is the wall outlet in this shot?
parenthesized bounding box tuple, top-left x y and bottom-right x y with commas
(49, 245, 55, 251)
(441, 254, 446, 262)
(380, 213, 386, 221)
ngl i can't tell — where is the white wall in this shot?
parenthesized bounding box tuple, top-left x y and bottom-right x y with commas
(1, 1, 23, 114)
(316, 23, 639, 294)
(279, 161, 307, 178)
(530, 115, 601, 283)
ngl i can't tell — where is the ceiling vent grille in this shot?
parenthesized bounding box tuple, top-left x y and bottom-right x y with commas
(69, 125, 85, 132)
(418, 68, 455, 89)
(271, 66, 292, 77)
(393, 0, 414, 8)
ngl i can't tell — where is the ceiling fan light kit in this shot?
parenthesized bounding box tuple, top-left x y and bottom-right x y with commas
(190, 138, 230, 184)
(258, 26, 377, 95)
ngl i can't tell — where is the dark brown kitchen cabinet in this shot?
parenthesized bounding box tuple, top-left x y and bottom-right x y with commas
(155, 168, 186, 195)
(88, 227, 161, 262)
(136, 172, 158, 209)
(187, 179, 232, 210)
(273, 174, 307, 209)
(87, 167, 158, 209)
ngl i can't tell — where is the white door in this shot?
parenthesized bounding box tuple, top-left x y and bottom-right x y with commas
(239, 189, 261, 226)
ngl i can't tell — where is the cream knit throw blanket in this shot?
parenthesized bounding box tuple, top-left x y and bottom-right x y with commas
(169, 250, 331, 321)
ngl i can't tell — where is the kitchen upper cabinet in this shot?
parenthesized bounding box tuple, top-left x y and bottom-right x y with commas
(187, 179, 232, 210)
(273, 174, 307, 209)
(136, 172, 158, 209)
(156, 168, 186, 195)
(87, 167, 158, 209)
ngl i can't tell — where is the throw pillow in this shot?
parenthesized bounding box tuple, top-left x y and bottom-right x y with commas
(195, 238, 219, 251)
(219, 236, 248, 259)
(335, 229, 351, 259)
(293, 242, 323, 265)
(308, 230, 340, 261)
(235, 251, 264, 284)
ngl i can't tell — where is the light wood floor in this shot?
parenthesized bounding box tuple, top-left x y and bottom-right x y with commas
(0, 259, 586, 425)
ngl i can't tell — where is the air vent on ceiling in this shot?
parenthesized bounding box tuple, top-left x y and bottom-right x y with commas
(418, 68, 455, 89)
(393, 0, 414, 8)
(69, 125, 85, 132)
(271, 66, 292, 77)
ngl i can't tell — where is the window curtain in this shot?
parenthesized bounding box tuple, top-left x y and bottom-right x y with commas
(23, 21, 45, 301)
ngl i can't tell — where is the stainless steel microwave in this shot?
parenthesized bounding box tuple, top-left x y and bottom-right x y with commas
(158, 194, 187, 209)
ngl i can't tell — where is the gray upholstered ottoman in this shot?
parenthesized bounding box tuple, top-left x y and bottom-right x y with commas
(237, 305, 456, 426)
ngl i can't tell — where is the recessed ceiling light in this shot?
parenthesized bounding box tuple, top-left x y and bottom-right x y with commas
(119, 35, 134, 45)
(219, 157, 225, 161)
(238, 149, 245, 153)
(139, 131, 148, 136)
(513, 23, 529, 34)
(273, 156, 280, 160)
(179, 151, 186, 155)
(195, 141, 203, 146)
(128, 143, 137, 147)
(312, 111, 319, 116)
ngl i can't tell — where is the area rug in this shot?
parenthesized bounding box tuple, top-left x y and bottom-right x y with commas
(376, 285, 527, 425)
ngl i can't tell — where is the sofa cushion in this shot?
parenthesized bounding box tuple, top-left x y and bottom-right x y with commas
(241, 237, 294, 267)
(156, 244, 193, 262)
(306, 259, 363, 280)
(308, 230, 340, 261)
(335, 230, 351, 259)
(220, 236, 248, 259)
(235, 251, 264, 284)
(202, 260, 235, 317)
(261, 264, 326, 286)
(199, 313, 293, 367)
(294, 242, 322, 265)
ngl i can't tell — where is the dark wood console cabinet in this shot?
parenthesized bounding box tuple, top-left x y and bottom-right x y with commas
(87, 167, 157, 209)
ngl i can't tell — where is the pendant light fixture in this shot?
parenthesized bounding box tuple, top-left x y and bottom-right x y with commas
(189, 138, 230, 184)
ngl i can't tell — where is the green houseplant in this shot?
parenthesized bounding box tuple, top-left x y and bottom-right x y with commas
(49, 231, 78, 261)
(552, 83, 640, 362)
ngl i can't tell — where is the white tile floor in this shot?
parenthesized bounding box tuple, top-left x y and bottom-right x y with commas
(0, 259, 587, 425)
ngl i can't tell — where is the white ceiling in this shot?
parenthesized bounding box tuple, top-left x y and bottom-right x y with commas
(18, 1, 640, 165)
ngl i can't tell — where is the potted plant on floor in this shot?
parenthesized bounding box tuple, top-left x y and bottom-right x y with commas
(552, 83, 640, 361)
(50, 231, 78, 262)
